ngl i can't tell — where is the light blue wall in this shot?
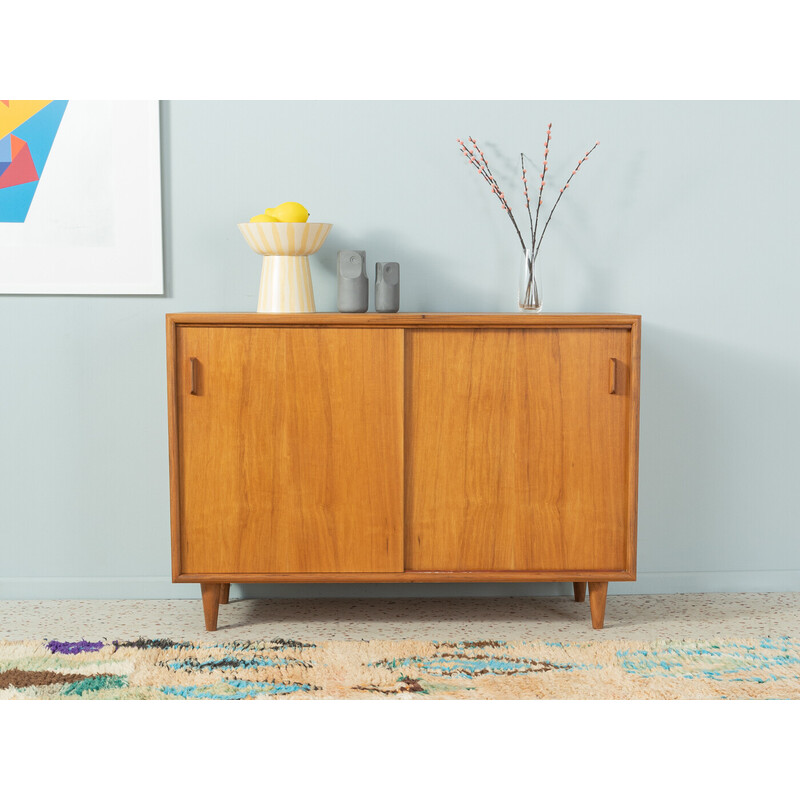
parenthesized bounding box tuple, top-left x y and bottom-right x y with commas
(2, 101, 799, 599)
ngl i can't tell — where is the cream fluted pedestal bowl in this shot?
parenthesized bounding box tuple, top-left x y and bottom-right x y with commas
(238, 222, 333, 312)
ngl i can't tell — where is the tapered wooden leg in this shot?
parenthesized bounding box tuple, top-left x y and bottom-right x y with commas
(588, 582, 608, 629)
(573, 582, 586, 602)
(201, 583, 222, 631)
(219, 583, 230, 605)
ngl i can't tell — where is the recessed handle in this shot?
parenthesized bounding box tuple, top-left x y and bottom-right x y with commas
(190, 357, 199, 395)
(608, 358, 617, 394)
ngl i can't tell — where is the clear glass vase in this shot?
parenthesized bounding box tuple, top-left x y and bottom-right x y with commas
(518, 248, 542, 312)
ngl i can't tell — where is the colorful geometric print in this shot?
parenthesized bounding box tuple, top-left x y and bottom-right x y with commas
(0, 637, 798, 700)
(0, 134, 39, 189)
(0, 100, 68, 222)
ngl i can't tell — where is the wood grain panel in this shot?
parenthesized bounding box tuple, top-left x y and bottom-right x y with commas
(176, 327, 404, 574)
(405, 328, 631, 572)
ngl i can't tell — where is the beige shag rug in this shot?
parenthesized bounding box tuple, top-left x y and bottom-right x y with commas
(1, 636, 798, 699)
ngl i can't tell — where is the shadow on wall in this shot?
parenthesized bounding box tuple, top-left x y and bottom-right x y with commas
(638, 322, 800, 576)
(546, 145, 649, 312)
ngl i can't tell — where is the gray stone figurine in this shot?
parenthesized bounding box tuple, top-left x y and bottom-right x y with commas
(337, 250, 368, 312)
(375, 262, 400, 312)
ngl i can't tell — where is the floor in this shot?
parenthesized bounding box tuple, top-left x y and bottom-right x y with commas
(1, 592, 798, 642)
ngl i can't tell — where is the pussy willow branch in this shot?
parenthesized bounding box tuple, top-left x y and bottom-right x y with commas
(531, 123, 552, 257)
(469, 137, 528, 252)
(458, 129, 598, 266)
(521, 153, 534, 252)
(458, 137, 527, 252)
(534, 141, 599, 260)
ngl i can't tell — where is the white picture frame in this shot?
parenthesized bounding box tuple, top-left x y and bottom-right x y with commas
(0, 100, 163, 295)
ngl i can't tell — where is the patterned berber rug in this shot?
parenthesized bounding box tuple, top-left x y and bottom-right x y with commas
(1, 637, 798, 699)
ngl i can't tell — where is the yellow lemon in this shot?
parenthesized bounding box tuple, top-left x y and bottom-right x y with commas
(250, 213, 280, 222)
(265, 202, 309, 223)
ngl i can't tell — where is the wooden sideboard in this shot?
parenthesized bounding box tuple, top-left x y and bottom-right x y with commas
(166, 313, 641, 630)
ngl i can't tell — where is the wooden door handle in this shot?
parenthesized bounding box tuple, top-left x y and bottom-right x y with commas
(608, 358, 617, 394)
(190, 357, 199, 395)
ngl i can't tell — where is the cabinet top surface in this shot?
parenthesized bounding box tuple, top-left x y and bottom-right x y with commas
(167, 312, 640, 328)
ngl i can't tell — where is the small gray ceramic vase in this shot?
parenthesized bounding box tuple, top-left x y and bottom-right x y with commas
(375, 262, 399, 313)
(337, 250, 368, 312)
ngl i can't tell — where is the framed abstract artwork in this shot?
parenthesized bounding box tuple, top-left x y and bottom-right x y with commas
(0, 100, 163, 294)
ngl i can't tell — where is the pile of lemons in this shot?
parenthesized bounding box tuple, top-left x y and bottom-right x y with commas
(250, 202, 309, 223)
